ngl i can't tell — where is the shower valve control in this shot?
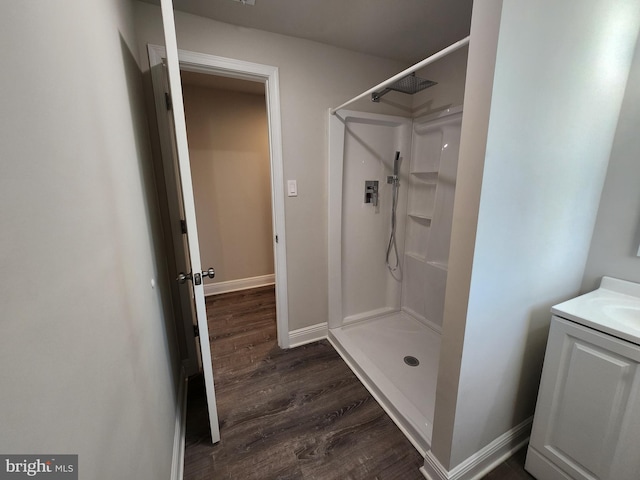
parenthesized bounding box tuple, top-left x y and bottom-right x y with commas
(364, 180, 379, 207)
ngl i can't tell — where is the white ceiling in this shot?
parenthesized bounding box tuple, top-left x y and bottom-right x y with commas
(142, 0, 473, 64)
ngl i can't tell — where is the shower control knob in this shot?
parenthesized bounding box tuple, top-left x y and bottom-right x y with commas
(202, 267, 215, 279)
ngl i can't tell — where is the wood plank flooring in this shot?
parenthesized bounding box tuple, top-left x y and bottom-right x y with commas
(183, 285, 534, 480)
(482, 447, 534, 480)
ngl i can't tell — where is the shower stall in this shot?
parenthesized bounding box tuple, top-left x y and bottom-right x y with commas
(328, 104, 463, 454)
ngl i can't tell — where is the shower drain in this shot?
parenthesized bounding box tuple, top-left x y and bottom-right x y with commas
(403, 355, 420, 367)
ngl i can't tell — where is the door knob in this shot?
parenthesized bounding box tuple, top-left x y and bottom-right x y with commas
(202, 267, 215, 279)
(176, 272, 192, 284)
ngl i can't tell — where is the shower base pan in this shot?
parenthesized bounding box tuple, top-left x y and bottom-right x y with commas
(328, 311, 440, 455)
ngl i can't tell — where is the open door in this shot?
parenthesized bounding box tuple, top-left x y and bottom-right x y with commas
(155, 0, 220, 443)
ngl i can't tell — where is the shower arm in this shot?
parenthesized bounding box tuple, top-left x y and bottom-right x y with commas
(371, 87, 393, 103)
(330, 35, 470, 115)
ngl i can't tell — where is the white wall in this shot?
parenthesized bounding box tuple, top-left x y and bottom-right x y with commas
(133, 1, 409, 330)
(183, 85, 274, 285)
(582, 34, 640, 291)
(412, 46, 468, 117)
(431, 0, 640, 471)
(0, 1, 179, 478)
(341, 118, 410, 319)
(430, 1, 504, 468)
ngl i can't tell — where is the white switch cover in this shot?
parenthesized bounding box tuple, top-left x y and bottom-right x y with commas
(287, 180, 298, 197)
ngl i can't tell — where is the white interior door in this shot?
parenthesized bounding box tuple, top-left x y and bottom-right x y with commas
(158, 0, 220, 443)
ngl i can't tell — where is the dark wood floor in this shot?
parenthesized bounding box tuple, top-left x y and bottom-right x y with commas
(183, 285, 534, 480)
(482, 447, 534, 480)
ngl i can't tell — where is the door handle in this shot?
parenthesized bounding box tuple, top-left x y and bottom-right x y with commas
(177, 269, 213, 285)
(202, 267, 215, 279)
(176, 272, 192, 284)
(177, 271, 203, 285)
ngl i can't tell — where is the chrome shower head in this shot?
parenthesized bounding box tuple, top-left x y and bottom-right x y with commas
(372, 73, 437, 102)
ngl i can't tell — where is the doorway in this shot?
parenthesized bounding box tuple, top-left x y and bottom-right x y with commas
(181, 71, 275, 298)
(147, 44, 290, 373)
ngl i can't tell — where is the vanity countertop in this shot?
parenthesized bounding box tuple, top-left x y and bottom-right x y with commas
(552, 276, 640, 345)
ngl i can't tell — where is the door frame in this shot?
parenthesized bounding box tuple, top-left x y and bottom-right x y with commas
(148, 44, 290, 349)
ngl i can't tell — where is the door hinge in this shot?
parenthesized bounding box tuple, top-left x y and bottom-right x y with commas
(180, 220, 187, 234)
(165, 92, 172, 110)
(275, 235, 279, 243)
(193, 324, 199, 337)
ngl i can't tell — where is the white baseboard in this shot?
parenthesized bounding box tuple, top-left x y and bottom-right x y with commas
(288, 322, 328, 348)
(203, 274, 275, 296)
(171, 369, 188, 480)
(421, 417, 532, 480)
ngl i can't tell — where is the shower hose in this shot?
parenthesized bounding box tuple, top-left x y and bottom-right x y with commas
(386, 169, 400, 272)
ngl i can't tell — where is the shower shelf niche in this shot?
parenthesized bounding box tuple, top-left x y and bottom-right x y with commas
(408, 213, 432, 222)
(406, 251, 427, 262)
(426, 260, 448, 271)
(401, 108, 462, 332)
(410, 170, 439, 182)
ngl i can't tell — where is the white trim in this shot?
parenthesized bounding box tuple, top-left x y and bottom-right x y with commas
(288, 323, 328, 348)
(147, 45, 289, 349)
(421, 418, 532, 480)
(327, 109, 345, 330)
(171, 369, 188, 480)
(204, 274, 275, 296)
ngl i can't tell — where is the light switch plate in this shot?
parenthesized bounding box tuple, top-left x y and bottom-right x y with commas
(287, 180, 298, 197)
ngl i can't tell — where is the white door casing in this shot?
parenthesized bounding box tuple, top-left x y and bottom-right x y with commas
(152, 0, 290, 445)
(146, 45, 290, 350)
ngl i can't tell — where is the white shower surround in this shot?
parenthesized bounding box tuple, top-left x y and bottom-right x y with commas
(328, 110, 413, 328)
(328, 107, 462, 454)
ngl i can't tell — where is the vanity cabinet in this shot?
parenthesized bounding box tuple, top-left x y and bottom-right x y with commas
(526, 316, 640, 480)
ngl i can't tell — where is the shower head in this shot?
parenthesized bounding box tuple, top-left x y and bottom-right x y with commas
(371, 73, 437, 102)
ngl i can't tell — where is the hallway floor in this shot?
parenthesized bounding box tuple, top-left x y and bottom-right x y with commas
(182, 285, 534, 479)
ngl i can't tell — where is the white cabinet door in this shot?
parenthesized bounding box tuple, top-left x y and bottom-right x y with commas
(527, 316, 640, 480)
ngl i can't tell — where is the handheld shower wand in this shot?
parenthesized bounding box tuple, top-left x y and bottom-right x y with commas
(394, 150, 400, 177)
(387, 151, 400, 185)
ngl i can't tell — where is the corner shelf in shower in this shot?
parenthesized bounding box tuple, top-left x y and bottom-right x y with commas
(401, 108, 463, 335)
(410, 170, 439, 183)
(426, 260, 448, 271)
(405, 251, 427, 263)
(404, 254, 448, 273)
(408, 213, 432, 223)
